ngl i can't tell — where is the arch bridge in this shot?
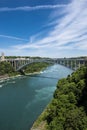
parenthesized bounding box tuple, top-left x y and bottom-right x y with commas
(6, 58, 54, 71)
(0, 57, 87, 71)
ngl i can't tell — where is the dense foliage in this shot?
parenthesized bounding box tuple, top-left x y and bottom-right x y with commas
(0, 61, 18, 76)
(0, 62, 14, 75)
(46, 66, 87, 130)
(33, 66, 87, 130)
(0, 61, 51, 77)
(23, 62, 51, 74)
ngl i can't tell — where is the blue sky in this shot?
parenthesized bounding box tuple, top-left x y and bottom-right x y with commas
(0, 0, 87, 57)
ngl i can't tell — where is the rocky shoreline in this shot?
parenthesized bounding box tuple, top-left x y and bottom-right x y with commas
(0, 71, 41, 82)
(0, 74, 10, 80)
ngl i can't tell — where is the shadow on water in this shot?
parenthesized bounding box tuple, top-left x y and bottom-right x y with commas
(26, 75, 59, 80)
(19, 68, 59, 79)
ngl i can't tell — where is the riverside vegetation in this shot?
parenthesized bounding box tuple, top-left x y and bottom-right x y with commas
(31, 66, 87, 130)
(0, 61, 18, 77)
(0, 61, 51, 78)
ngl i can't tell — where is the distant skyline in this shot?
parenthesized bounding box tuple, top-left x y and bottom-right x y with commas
(0, 0, 87, 58)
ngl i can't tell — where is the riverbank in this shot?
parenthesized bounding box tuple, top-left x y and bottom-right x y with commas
(31, 66, 87, 130)
(0, 74, 17, 82)
(0, 62, 51, 82)
(0, 71, 41, 82)
(0, 74, 9, 80)
(30, 107, 48, 130)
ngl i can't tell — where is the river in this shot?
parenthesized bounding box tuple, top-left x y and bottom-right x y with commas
(0, 64, 73, 130)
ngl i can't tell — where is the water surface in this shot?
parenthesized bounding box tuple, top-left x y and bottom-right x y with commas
(0, 64, 73, 130)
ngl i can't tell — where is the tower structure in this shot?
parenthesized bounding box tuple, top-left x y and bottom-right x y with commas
(1, 52, 5, 61)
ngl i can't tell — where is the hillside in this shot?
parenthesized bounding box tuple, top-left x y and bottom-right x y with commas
(31, 66, 87, 130)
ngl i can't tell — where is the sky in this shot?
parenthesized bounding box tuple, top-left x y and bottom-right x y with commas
(0, 0, 87, 58)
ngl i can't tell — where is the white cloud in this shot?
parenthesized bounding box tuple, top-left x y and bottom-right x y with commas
(1, 0, 87, 57)
(0, 4, 66, 12)
(0, 34, 28, 41)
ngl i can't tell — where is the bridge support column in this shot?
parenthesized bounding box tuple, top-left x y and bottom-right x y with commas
(74, 60, 77, 70)
(70, 61, 72, 68)
(67, 60, 69, 67)
(13, 61, 17, 71)
(11, 61, 14, 68)
(78, 61, 81, 68)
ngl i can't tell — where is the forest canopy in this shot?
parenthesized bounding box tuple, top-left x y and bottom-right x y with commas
(32, 66, 87, 130)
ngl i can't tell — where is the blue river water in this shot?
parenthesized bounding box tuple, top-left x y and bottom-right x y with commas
(0, 64, 73, 130)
